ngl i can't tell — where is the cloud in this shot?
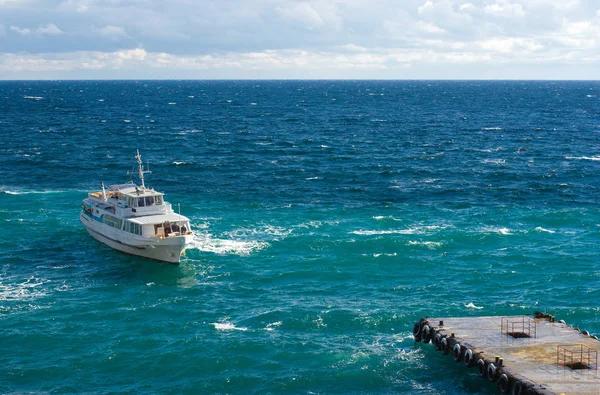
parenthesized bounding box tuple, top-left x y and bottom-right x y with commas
(96, 25, 129, 40)
(483, 0, 526, 18)
(37, 23, 63, 35)
(1, 0, 600, 78)
(10, 23, 63, 35)
(10, 25, 32, 35)
(274, 2, 342, 32)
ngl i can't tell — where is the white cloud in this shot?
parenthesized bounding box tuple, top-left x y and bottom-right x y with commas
(274, 2, 343, 33)
(37, 24, 63, 35)
(96, 25, 128, 39)
(10, 24, 63, 35)
(1, 0, 600, 78)
(479, 37, 544, 53)
(484, 0, 526, 18)
(10, 25, 32, 35)
(417, 21, 447, 34)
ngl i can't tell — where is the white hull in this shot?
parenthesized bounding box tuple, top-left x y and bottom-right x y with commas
(80, 213, 191, 264)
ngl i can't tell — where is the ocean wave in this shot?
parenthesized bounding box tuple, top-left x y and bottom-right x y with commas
(352, 225, 446, 236)
(371, 253, 397, 258)
(465, 302, 483, 310)
(172, 161, 189, 166)
(481, 227, 511, 235)
(534, 227, 555, 234)
(23, 95, 44, 100)
(352, 229, 416, 236)
(188, 234, 269, 256)
(1, 188, 76, 195)
(482, 127, 502, 131)
(265, 321, 282, 331)
(0, 276, 50, 302)
(565, 155, 600, 161)
(212, 322, 248, 331)
(373, 215, 402, 221)
(482, 159, 506, 165)
(408, 241, 442, 249)
(226, 224, 293, 241)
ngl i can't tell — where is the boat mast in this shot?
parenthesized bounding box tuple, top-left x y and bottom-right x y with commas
(129, 150, 151, 190)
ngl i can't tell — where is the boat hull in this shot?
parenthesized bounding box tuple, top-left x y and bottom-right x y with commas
(80, 213, 192, 264)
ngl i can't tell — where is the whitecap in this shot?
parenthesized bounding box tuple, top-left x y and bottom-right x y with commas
(188, 234, 269, 256)
(305, 177, 320, 180)
(265, 321, 282, 331)
(482, 159, 506, 165)
(123, 119, 131, 123)
(535, 227, 555, 234)
(373, 253, 397, 258)
(172, 161, 188, 166)
(352, 229, 415, 235)
(465, 302, 483, 310)
(482, 127, 502, 131)
(408, 241, 442, 249)
(250, 102, 257, 105)
(565, 156, 600, 161)
(482, 227, 511, 235)
(168, 102, 176, 105)
(0, 276, 50, 302)
(23, 95, 43, 100)
(372, 215, 402, 221)
(188, 96, 195, 98)
(212, 322, 247, 331)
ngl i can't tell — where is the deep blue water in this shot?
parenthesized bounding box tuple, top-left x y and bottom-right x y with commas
(1, 80, 599, 393)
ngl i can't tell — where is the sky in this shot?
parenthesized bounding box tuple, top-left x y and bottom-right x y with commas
(0, 0, 599, 79)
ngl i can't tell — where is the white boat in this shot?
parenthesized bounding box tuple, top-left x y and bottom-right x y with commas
(80, 151, 194, 263)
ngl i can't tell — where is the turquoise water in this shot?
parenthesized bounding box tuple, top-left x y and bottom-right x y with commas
(1, 80, 599, 393)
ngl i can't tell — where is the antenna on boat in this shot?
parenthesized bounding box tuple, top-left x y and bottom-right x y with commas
(127, 150, 151, 190)
(101, 182, 107, 201)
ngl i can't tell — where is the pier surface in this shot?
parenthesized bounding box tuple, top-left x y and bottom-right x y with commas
(414, 314, 599, 394)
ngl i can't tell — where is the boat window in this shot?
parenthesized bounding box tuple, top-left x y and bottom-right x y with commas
(138, 197, 145, 207)
(145, 196, 155, 206)
(156, 195, 163, 205)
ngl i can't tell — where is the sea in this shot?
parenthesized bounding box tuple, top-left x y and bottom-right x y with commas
(1, 80, 599, 394)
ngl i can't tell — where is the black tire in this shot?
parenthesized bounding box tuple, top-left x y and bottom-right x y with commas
(452, 343, 462, 362)
(413, 322, 422, 342)
(422, 325, 432, 343)
(498, 374, 510, 394)
(477, 359, 487, 378)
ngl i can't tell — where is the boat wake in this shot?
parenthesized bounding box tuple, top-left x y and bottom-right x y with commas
(187, 233, 269, 256)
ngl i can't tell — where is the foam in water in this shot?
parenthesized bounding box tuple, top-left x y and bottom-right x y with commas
(188, 233, 269, 256)
(212, 322, 248, 331)
(0, 276, 49, 302)
(408, 241, 442, 249)
(465, 302, 483, 310)
(565, 156, 600, 161)
(481, 226, 511, 235)
(535, 227, 556, 234)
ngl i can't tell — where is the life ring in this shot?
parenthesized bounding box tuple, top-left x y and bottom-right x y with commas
(477, 359, 487, 378)
(464, 348, 474, 367)
(512, 380, 523, 395)
(413, 322, 422, 342)
(452, 343, 462, 362)
(433, 333, 442, 351)
(421, 325, 432, 343)
(487, 363, 498, 382)
(498, 374, 510, 394)
(441, 337, 450, 355)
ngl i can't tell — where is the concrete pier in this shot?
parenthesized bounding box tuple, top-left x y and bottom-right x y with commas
(413, 313, 599, 394)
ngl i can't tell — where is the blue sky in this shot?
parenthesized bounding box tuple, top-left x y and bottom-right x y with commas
(1, 0, 599, 79)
